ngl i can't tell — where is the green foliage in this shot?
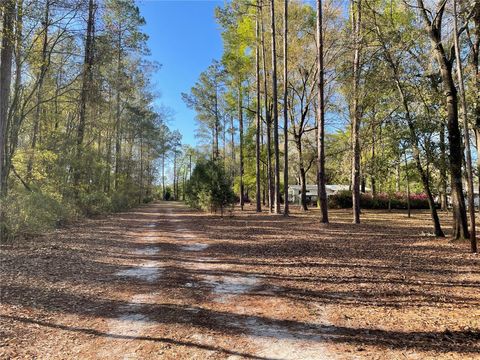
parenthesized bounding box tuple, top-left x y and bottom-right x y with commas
(1, 189, 78, 239)
(0, 0, 178, 242)
(164, 186, 172, 201)
(185, 160, 236, 213)
(111, 188, 141, 212)
(78, 191, 112, 216)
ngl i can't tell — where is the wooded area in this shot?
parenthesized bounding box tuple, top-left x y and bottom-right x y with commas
(0, 0, 187, 241)
(182, 0, 480, 253)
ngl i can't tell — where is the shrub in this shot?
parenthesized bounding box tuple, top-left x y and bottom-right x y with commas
(185, 159, 236, 214)
(111, 190, 138, 212)
(142, 195, 154, 204)
(78, 191, 112, 216)
(1, 189, 77, 239)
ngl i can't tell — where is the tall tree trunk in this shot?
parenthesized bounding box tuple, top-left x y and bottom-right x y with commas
(114, 31, 122, 191)
(296, 136, 308, 211)
(26, 0, 50, 182)
(439, 123, 448, 210)
(4, 0, 23, 197)
(404, 152, 411, 218)
(375, 21, 444, 237)
(371, 123, 376, 196)
(283, 0, 289, 216)
(316, 0, 329, 223)
(139, 135, 144, 203)
(74, 0, 95, 195)
(416, 0, 468, 239)
(453, 0, 476, 252)
(214, 82, 220, 160)
(0, 0, 16, 240)
(351, 0, 362, 224)
(162, 153, 165, 200)
(189, 153, 192, 178)
(270, 0, 281, 214)
(255, 2, 262, 212)
(471, 1, 480, 208)
(173, 151, 177, 200)
(230, 115, 235, 180)
(239, 84, 244, 210)
(261, 3, 273, 212)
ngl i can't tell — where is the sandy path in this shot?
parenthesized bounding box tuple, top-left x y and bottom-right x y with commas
(2, 201, 478, 359)
(95, 202, 334, 359)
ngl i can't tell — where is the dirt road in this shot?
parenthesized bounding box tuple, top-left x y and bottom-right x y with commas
(1, 202, 479, 359)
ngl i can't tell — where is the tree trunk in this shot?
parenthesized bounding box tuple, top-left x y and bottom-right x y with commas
(162, 153, 166, 200)
(26, 0, 50, 182)
(0, 0, 16, 240)
(283, 0, 289, 216)
(316, 0, 328, 223)
(404, 152, 411, 218)
(255, 2, 262, 212)
(396, 82, 444, 236)
(439, 123, 448, 210)
(114, 31, 122, 191)
(214, 82, 220, 160)
(238, 84, 244, 210)
(371, 123, 376, 196)
(416, 0, 468, 239)
(230, 115, 235, 180)
(375, 20, 444, 237)
(351, 0, 361, 224)
(270, 0, 281, 214)
(296, 137, 308, 211)
(74, 0, 95, 195)
(260, 4, 273, 212)
(453, 0, 476, 252)
(173, 152, 177, 200)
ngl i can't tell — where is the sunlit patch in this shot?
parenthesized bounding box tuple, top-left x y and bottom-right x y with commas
(115, 261, 161, 282)
(133, 246, 160, 256)
(181, 243, 209, 251)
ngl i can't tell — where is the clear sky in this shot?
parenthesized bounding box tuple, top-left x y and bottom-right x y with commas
(138, 0, 224, 146)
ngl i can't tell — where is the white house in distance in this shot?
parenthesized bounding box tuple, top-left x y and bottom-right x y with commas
(288, 184, 351, 204)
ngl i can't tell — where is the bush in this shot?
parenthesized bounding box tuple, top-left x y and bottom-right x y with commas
(78, 191, 112, 216)
(1, 189, 78, 239)
(328, 191, 430, 210)
(142, 195, 154, 204)
(111, 189, 139, 212)
(185, 159, 236, 214)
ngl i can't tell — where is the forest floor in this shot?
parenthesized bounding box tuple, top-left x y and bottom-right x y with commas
(1, 201, 479, 360)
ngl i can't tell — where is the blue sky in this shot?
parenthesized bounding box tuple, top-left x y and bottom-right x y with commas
(138, 0, 224, 146)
